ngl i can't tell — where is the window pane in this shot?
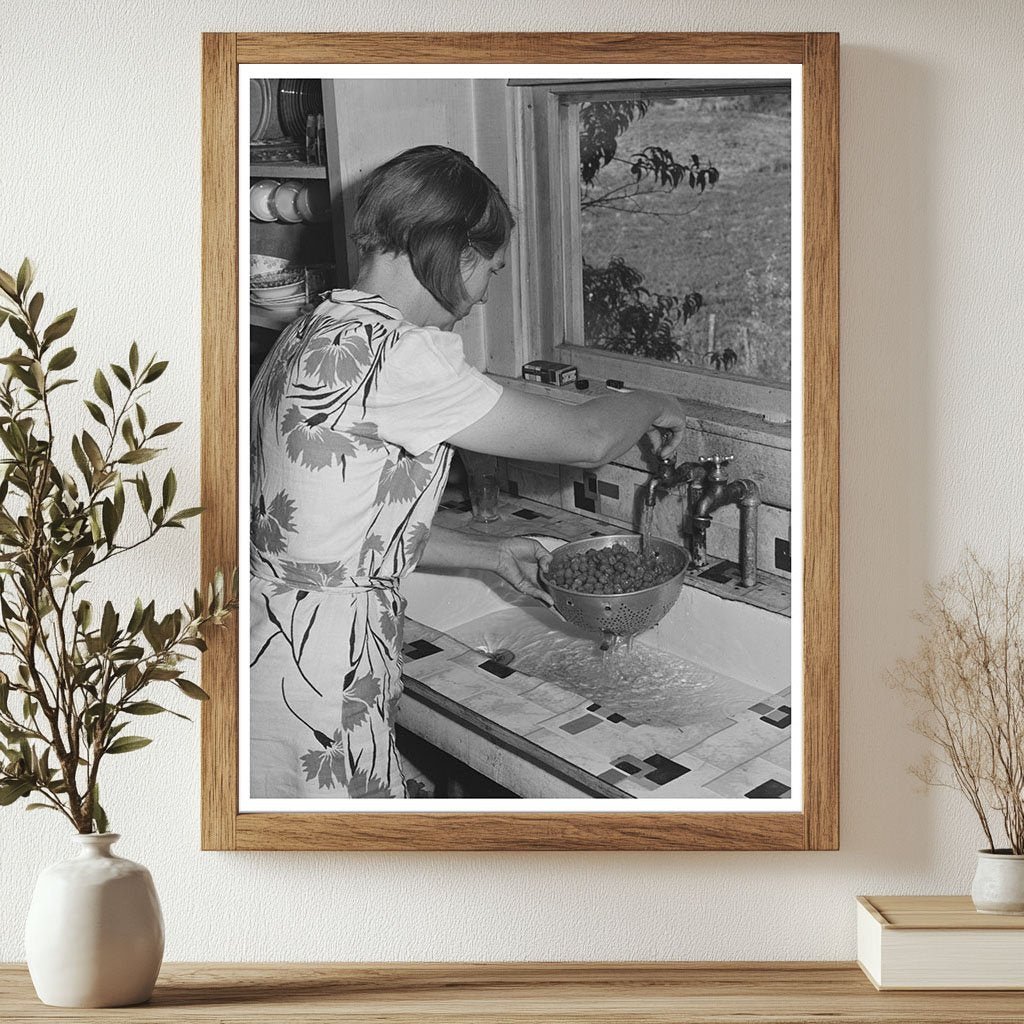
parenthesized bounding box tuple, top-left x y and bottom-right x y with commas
(576, 90, 791, 385)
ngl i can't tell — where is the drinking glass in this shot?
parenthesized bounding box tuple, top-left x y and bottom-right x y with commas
(469, 472, 501, 523)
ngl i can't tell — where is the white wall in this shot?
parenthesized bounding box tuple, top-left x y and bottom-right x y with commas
(2, 0, 1023, 962)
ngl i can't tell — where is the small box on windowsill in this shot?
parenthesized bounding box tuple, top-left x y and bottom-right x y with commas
(521, 360, 578, 387)
(856, 895, 1024, 990)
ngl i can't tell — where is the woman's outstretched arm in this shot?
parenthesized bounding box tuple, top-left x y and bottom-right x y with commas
(416, 527, 553, 606)
(447, 386, 685, 469)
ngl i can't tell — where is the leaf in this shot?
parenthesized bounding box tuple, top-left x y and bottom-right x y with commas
(83, 400, 107, 427)
(9, 317, 32, 345)
(81, 431, 105, 472)
(26, 802, 61, 813)
(121, 418, 137, 450)
(16, 258, 34, 298)
(110, 363, 131, 388)
(105, 735, 152, 755)
(91, 785, 108, 834)
(101, 498, 118, 546)
(71, 435, 91, 482)
(76, 600, 93, 630)
(48, 346, 77, 371)
(150, 421, 181, 438)
(0, 779, 33, 805)
(27, 292, 43, 328)
(118, 448, 158, 465)
(124, 701, 168, 715)
(175, 679, 210, 701)
(93, 369, 113, 408)
(0, 269, 18, 300)
(167, 507, 203, 525)
(135, 472, 152, 513)
(129, 342, 139, 375)
(161, 468, 176, 509)
(100, 601, 117, 647)
(43, 308, 76, 344)
(143, 360, 168, 383)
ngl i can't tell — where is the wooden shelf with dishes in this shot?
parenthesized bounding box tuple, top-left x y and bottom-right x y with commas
(248, 78, 350, 378)
(249, 161, 327, 179)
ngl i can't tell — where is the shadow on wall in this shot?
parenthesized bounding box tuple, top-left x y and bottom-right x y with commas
(837, 47, 940, 870)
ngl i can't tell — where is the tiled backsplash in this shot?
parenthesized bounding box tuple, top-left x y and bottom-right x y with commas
(480, 445, 791, 581)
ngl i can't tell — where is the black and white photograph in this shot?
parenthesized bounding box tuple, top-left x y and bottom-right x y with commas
(241, 65, 801, 811)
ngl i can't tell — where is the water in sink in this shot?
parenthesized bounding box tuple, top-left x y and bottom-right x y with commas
(447, 606, 769, 729)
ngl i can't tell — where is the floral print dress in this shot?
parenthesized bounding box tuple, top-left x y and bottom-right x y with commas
(249, 290, 502, 799)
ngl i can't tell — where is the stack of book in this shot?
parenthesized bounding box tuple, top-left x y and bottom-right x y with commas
(857, 895, 1024, 990)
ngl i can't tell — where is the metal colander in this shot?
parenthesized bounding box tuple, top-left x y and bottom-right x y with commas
(540, 534, 691, 638)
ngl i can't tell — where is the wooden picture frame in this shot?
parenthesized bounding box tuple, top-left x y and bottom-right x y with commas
(201, 32, 838, 851)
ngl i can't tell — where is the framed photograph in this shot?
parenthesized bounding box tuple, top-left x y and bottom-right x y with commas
(202, 32, 838, 850)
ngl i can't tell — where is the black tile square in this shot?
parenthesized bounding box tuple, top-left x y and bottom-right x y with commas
(597, 480, 620, 499)
(512, 508, 546, 520)
(643, 754, 675, 770)
(642, 753, 691, 786)
(586, 475, 598, 494)
(403, 639, 442, 660)
(479, 658, 515, 678)
(613, 759, 642, 776)
(607, 712, 626, 724)
(760, 710, 791, 729)
(587, 703, 601, 712)
(647, 762, 691, 786)
(745, 779, 791, 799)
(573, 485, 596, 514)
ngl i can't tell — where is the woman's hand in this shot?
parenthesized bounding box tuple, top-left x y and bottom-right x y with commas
(492, 537, 554, 607)
(646, 396, 686, 460)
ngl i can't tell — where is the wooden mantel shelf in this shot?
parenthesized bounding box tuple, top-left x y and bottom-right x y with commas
(3, 963, 1024, 1023)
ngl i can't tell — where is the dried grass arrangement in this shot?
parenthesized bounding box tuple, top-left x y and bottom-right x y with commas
(894, 552, 1024, 854)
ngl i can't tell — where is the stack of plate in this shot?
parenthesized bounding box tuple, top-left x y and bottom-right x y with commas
(250, 79, 273, 142)
(277, 79, 323, 140)
(249, 179, 332, 224)
(251, 270, 307, 313)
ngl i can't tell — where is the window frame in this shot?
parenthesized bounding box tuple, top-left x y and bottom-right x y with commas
(508, 77, 795, 417)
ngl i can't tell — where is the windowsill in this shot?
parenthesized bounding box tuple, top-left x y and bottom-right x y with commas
(485, 372, 791, 452)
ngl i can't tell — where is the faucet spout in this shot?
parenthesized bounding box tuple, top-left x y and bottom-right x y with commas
(644, 458, 705, 508)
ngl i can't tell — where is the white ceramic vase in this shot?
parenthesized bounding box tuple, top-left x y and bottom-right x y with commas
(24, 833, 164, 1007)
(971, 849, 1024, 915)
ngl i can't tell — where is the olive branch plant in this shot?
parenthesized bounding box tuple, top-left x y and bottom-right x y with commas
(893, 551, 1024, 854)
(0, 259, 236, 834)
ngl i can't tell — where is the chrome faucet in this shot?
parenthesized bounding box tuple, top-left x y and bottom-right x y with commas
(691, 455, 761, 587)
(643, 451, 761, 588)
(643, 454, 706, 509)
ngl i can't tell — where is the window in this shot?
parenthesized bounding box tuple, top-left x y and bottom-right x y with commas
(510, 78, 797, 417)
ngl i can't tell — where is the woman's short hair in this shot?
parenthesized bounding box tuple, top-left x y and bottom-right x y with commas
(351, 145, 514, 315)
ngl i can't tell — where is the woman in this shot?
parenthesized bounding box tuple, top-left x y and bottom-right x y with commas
(250, 145, 685, 799)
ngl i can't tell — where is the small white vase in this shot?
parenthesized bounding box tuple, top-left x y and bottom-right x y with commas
(24, 833, 164, 1007)
(971, 849, 1024, 915)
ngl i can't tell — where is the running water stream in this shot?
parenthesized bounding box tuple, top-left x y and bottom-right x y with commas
(450, 607, 761, 729)
(639, 501, 656, 557)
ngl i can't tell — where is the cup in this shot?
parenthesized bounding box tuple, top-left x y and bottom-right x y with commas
(469, 472, 501, 523)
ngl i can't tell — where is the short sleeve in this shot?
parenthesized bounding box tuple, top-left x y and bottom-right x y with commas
(366, 327, 503, 457)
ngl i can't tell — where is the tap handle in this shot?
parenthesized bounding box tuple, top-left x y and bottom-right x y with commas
(699, 454, 734, 480)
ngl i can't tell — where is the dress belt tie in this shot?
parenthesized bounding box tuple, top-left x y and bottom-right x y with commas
(250, 570, 400, 596)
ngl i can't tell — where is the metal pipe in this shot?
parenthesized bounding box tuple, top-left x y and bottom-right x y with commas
(736, 482, 761, 587)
